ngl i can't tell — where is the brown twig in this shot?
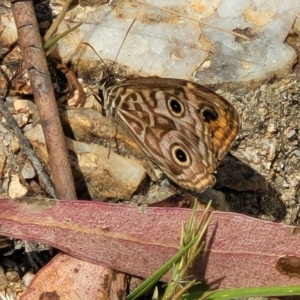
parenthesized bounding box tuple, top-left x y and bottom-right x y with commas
(11, 0, 77, 200)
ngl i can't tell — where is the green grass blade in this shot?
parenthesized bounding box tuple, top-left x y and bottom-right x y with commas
(44, 0, 74, 42)
(181, 285, 300, 299)
(126, 235, 199, 300)
(44, 23, 82, 51)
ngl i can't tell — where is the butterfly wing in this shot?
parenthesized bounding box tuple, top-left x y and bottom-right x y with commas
(106, 77, 239, 192)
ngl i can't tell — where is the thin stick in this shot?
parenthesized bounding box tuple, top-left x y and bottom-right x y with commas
(136, 0, 250, 41)
(11, 0, 77, 200)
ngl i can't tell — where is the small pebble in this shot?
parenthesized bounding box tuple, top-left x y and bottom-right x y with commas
(6, 271, 20, 282)
(22, 271, 34, 288)
(286, 129, 296, 139)
(267, 121, 278, 133)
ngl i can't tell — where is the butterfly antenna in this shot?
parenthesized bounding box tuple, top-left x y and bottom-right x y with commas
(109, 18, 137, 75)
(81, 42, 110, 75)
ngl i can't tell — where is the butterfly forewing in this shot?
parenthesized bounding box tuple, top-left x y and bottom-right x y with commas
(104, 77, 239, 192)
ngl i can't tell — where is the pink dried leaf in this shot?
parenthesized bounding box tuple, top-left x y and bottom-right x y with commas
(0, 197, 299, 289)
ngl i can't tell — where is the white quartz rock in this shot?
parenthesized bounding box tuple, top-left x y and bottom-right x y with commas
(57, 0, 299, 83)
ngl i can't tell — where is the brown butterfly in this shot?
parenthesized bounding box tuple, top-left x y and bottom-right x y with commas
(100, 75, 239, 192)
